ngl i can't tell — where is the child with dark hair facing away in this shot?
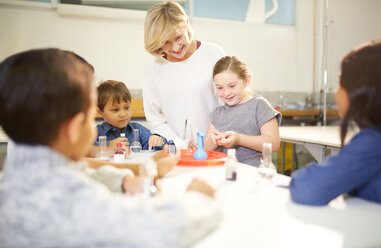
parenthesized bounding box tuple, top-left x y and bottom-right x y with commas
(0, 48, 221, 247)
(290, 40, 381, 205)
(93, 80, 166, 155)
(204, 56, 281, 166)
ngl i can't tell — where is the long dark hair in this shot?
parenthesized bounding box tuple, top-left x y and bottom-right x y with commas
(339, 39, 381, 145)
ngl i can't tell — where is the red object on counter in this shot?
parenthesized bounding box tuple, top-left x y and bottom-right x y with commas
(177, 149, 227, 166)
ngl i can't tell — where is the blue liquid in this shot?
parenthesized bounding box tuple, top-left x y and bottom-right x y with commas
(131, 146, 141, 153)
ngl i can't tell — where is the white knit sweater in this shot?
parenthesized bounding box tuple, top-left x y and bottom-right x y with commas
(143, 41, 225, 148)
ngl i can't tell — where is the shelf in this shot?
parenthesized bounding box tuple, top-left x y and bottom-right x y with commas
(94, 98, 338, 120)
(279, 109, 338, 117)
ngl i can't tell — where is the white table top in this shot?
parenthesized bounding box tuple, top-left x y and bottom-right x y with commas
(0, 131, 8, 144)
(159, 164, 381, 248)
(279, 126, 356, 148)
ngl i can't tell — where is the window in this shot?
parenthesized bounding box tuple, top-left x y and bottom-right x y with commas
(59, 0, 185, 11)
(190, 0, 295, 26)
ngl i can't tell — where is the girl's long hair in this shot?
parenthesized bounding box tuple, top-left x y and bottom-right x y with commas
(339, 40, 381, 145)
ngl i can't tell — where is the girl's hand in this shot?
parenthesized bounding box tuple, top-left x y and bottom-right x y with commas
(209, 125, 221, 145)
(204, 123, 221, 151)
(108, 137, 129, 154)
(148, 135, 164, 150)
(153, 145, 180, 178)
(216, 131, 240, 148)
(187, 177, 216, 198)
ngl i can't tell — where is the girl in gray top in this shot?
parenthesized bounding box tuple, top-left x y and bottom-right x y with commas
(205, 56, 281, 166)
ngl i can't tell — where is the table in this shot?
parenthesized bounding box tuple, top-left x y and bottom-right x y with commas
(0, 130, 8, 167)
(279, 126, 357, 173)
(159, 164, 381, 248)
(0, 130, 7, 145)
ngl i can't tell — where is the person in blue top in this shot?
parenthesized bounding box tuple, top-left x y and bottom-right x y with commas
(92, 80, 167, 156)
(290, 39, 381, 206)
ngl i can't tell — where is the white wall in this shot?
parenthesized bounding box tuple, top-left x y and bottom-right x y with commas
(0, 3, 150, 90)
(0, 0, 380, 94)
(191, 18, 298, 91)
(325, 0, 381, 92)
(0, 1, 306, 92)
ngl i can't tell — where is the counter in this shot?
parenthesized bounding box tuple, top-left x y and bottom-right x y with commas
(96, 98, 338, 120)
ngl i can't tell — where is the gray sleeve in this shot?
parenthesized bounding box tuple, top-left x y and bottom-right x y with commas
(85, 165, 134, 193)
(61, 181, 220, 247)
(256, 98, 282, 129)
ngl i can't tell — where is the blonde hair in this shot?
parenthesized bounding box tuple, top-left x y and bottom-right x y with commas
(144, 1, 193, 56)
(213, 56, 254, 96)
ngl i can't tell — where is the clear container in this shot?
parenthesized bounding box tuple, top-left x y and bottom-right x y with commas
(225, 149, 237, 181)
(95, 136, 112, 161)
(113, 142, 125, 162)
(168, 140, 176, 155)
(130, 129, 142, 153)
(138, 158, 158, 198)
(258, 143, 277, 181)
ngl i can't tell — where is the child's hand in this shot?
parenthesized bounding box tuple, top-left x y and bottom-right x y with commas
(187, 177, 216, 198)
(148, 135, 164, 150)
(122, 175, 162, 196)
(108, 137, 129, 154)
(209, 126, 222, 145)
(216, 131, 239, 148)
(155, 145, 180, 177)
(122, 175, 142, 195)
(153, 145, 180, 178)
(204, 123, 221, 151)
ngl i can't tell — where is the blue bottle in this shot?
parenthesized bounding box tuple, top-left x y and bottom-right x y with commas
(193, 132, 207, 160)
(168, 140, 176, 155)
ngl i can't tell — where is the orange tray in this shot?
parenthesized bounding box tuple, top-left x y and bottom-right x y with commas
(177, 149, 227, 166)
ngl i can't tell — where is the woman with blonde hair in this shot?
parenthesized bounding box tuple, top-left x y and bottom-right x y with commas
(143, 1, 225, 149)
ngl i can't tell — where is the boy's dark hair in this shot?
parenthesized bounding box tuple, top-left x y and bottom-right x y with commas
(97, 80, 131, 111)
(0, 48, 94, 145)
(339, 39, 381, 145)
